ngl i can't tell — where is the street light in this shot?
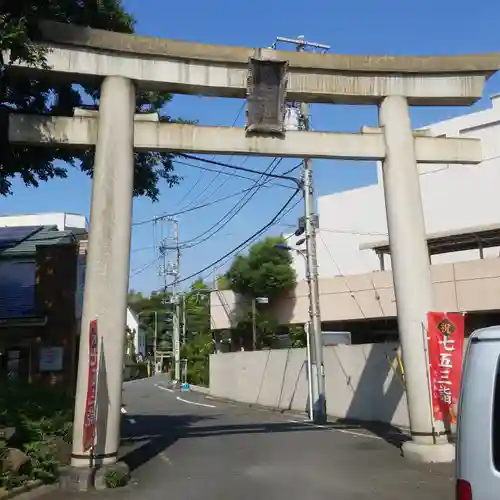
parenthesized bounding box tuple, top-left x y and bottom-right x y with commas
(275, 243, 314, 421)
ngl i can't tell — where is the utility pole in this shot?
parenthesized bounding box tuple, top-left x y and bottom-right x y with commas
(182, 294, 187, 344)
(252, 298, 257, 350)
(274, 35, 330, 424)
(157, 217, 181, 381)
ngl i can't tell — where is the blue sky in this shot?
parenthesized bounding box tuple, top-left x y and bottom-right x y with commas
(1, 0, 500, 295)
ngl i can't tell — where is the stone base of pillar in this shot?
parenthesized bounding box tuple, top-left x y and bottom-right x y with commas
(58, 465, 95, 492)
(59, 461, 130, 491)
(402, 441, 455, 463)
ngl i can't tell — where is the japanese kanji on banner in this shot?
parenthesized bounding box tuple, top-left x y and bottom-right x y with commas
(427, 312, 465, 423)
(83, 319, 99, 453)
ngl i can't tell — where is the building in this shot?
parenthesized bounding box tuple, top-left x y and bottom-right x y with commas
(0, 212, 145, 358)
(0, 212, 88, 233)
(126, 308, 147, 358)
(211, 95, 500, 340)
(0, 225, 79, 388)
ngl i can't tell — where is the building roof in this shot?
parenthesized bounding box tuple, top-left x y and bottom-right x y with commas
(359, 222, 500, 256)
(0, 225, 76, 258)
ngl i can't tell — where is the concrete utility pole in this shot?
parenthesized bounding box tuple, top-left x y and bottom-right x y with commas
(158, 217, 181, 380)
(274, 35, 330, 424)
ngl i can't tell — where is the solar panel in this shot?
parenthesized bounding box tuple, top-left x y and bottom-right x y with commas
(0, 226, 42, 248)
(0, 260, 36, 318)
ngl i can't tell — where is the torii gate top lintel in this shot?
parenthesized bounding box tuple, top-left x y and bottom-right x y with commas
(37, 20, 500, 75)
(10, 21, 496, 106)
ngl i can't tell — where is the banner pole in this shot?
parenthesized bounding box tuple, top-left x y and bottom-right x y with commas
(422, 318, 437, 444)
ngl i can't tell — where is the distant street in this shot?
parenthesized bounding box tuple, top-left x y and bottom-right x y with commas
(42, 376, 455, 500)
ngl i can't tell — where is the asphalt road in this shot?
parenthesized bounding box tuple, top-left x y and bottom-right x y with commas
(42, 376, 455, 500)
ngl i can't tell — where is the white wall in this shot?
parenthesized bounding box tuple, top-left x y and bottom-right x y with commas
(126, 308, 146, 357)
(0, 212, 88, 231)
(209, 343, 409, 427)
(292, 95, 500, 280)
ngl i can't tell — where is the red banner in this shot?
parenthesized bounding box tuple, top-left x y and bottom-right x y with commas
(83, 319, 99, 453)
(427, 312, 464, 423)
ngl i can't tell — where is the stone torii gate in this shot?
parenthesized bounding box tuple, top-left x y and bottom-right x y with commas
(7, 20, 500, 485)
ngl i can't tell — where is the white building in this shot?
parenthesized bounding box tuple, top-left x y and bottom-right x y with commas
(126, 308, 147, 358)
(211, 95, 500, 337)
(302, 94, 500, 281)
(0, 212, 88, 232)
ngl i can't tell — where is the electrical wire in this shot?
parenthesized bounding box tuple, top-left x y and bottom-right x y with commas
(180, 153, 301, 187)
(173, 159, 293, 187)
(174, 158, 283, 250)
(130, 257, 160, 277)
(166, 188, 302, 288)
(208, 196, 303, 279)
(176, 103, 246, 210)
(133, 161, 303, 228)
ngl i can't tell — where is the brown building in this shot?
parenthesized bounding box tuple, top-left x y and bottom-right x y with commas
(0, 225, 84, 391)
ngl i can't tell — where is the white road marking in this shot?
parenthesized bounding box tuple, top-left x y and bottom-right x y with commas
(287, 419, 382, 440)
(176, 396, 216, 408)
(155, 384, 174, 393)
(159, 452, 172, 464)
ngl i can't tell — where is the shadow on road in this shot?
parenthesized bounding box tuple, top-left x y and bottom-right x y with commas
(184, 420, 326, 438)
(120, 414, 211, 471)
(119, 414, 330, 471)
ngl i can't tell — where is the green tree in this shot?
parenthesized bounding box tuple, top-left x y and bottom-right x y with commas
(183, 279, 211, 338)
(180, 279, 212, 385)
(226, 236, 296, 299)
(225, 235, 296, 350)
(128, 290, 174, 355)
(1, 2, 181, 199)
(288, 324, 306, 348)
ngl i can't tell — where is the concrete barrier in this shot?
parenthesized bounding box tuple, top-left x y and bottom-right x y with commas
(209, 343, 410, 428)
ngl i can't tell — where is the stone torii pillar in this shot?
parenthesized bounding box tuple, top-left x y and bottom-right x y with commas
(62, 75, 135, 490)
(379, 95, 454, 463)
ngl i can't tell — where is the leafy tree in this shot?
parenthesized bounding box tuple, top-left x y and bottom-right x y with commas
(226, 236, 296, 299)
(288, 325, 306, 348)
(180, 332, 212, 387)
(128, 290, 174, 355)
(1, 2, 181, 199)
(231, 309, 278, 351)
(225, 235, 296, 350)
(180, 279, 213, 385)
(183, 279, 211, 340)
(216, 275, 230, 290)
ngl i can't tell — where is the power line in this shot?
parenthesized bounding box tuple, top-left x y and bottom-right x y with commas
(176, 103, 246, 210)
(132, 161, 302, 228)
(208, 196, 303, 279)
(166, 188, 302, 288)
(179, 154, 301, 187)
(174, 159, 275, 184)
(131, 257, 160, 277)
(175, 158, 283, 249)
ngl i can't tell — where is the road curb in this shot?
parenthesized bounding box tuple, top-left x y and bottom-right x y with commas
(197, 392, 306, 418)
(194, 392, 414, 441)
(187, 384, 210, 394)
(0, 481, 56, 500)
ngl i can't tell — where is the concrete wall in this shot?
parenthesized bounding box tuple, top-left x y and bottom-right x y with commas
(209, 343, 409, 427)
(211, 256, 500, 329)
(290, 94, 500, 281)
